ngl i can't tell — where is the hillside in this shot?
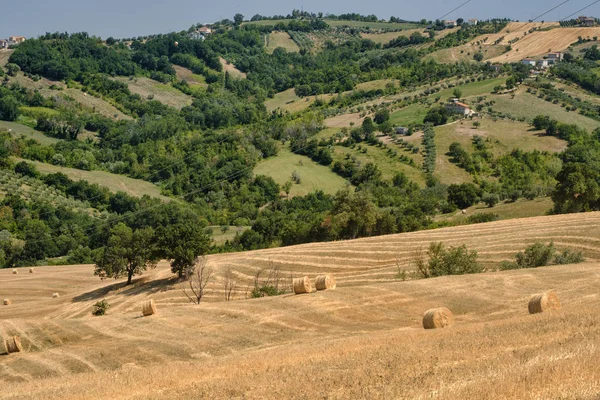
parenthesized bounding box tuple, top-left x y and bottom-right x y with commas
(2, 213, 600, 398)
(489, 26, 600, 63)
(17, 159, 171, 201)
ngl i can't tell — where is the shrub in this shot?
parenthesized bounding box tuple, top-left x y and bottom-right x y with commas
(482, 193, 500, 208)
(467, 212, 499, 224)
(501, 242, 584, 270)
(414, 242, 482, 278)
(92, 299, 110, 316)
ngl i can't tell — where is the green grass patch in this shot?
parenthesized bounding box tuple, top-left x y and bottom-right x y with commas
(266, 32, 300, 54)
(0, 121, 60, 145)
(492, 89, 600, 132)
(333, 142, 426, 186)
(14, 159, 171, 201)
(435, 197, 553, 223)
(19, 106, 60, 119)
(207, 225, 250, 245)
(254, 148, 349, 197)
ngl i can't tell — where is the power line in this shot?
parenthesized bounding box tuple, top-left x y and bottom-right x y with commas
(438, 0, 473, 21)
(561, 0, 600, 21)
(530, 0, 572, 22)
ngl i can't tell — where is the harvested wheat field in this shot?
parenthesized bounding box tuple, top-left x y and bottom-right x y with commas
(1, 213, 600, 399)
(489, 26, 600, 63)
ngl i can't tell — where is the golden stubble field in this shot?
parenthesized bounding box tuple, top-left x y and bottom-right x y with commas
(1, 212, 600, 399)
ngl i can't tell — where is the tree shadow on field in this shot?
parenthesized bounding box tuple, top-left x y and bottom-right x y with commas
(72, 276, 179, 303)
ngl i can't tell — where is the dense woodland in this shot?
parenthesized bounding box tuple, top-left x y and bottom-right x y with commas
(0, 12, 599, 275)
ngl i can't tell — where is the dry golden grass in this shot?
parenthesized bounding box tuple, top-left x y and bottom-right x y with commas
(173, 65, 206, 87)
(219, 57, 247, 79)
(2, 212, 600, 398)
(489, 26, 600, 63)
(0, 49, 13, 67)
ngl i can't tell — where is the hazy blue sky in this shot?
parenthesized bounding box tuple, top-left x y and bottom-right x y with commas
(1, 0, 599, 39)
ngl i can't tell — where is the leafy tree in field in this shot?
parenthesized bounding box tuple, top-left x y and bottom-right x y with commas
(328, 189, 378, 239)
(552, 139, 600, 213)
(362, 117, 376, 134)
(94, 223, 158, 285)
(423, 106, 448, 126)
(374, 109, 390, 125)
(448, 183, 479, 209)
(452, 88, 462, 99)
(0, 96, 20, 121)
(473, 52, 484, 62)
(158, 220, 211, 279)
(533, 115, 551, 130)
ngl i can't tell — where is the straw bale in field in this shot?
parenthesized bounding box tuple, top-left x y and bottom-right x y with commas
(423, 307, 454, 329)
(315, 274, 336, 291)
(142, 299, 157, 316)
(528, 290, 560, 314)
(293, 276, 313, 294)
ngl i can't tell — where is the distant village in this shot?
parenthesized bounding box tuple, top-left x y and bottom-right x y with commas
(0, 36, 26, 49)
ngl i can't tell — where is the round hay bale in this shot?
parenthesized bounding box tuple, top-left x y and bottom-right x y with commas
(315, 274, 336, 291)
(423, 307, 454, 329)
(12, 269, 17, 275)
(52, 293, 60, 299)
(293, 276, 313, 294)
(141, 299, 157, 317)
(3, 299, 11, 306)
(29, 268, 34, 274)
(528, 290, 560, 314)
(5, 336, 22, 354)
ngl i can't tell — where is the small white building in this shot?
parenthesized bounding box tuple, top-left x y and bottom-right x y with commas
(0, 40, 8, 49)
(521, 58, 536, 67)
(547, 52, 563, 64)
(446, 100, 474, 116)
(537, 59, 549, 68)
(467, 18, 479, 25)
(395, 127, 409, 135)
(444, 20, 457, 28)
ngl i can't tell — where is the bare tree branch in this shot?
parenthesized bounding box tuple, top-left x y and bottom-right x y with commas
(181, 256, 213, 305)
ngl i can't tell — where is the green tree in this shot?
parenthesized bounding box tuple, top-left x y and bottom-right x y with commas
(374, 109, 390, 124)
(448, 183, 479, 209)
(452, 88, 462, 99)
(473, 52, 484, 62)
(234, 13, 245, 26)
(5, 63, 20, 77)
(329, 189, 378, 239)
(94, 223, 158, 285)
(552, 139, 600, 213)
(0, 96, 20, 121)
(362, 117, 376, 134)
(158, 220, 211, 279)
(22, 219, 57, 262)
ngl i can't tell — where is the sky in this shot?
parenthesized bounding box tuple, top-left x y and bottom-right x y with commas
(1, 0, 599, 39)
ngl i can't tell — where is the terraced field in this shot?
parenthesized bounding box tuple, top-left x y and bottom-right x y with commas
(265, 32, 300, 53)
(1, 212, 600, 399)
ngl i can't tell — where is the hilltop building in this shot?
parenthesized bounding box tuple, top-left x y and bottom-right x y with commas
(446, 99, 474, 116)
(467, 19, 479, 25)
(578, 16, 596, 27)
(8, 36, 26, 45)
(0, 40, 8, 49)
(190, 26, 212, 40)
(443, 20, 457, 28)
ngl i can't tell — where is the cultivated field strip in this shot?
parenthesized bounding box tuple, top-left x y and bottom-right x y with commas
(1, 213, 599, 318)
